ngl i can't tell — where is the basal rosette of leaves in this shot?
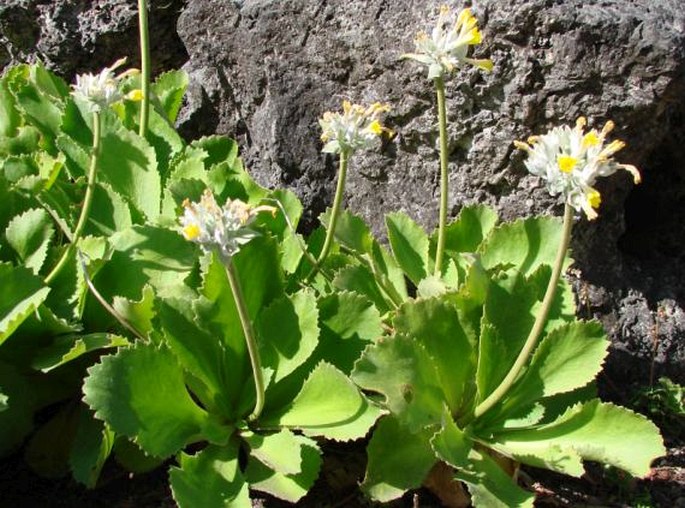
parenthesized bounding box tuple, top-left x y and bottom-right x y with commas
(331, 205, 666, 506)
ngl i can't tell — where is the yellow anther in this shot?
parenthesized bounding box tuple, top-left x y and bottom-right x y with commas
(466, 27, 483, 44)
(557, 154, 578, 173)
(367, 120, 383, 136)
(514, 140, 531, 152)
(126, 89, 144, 102)
(587, 189, 601, 209)
(182, 224, 201, 241)
(582, 131, 600, 148)
(601, 120, 615, 136)
(575, 117, 587, 130)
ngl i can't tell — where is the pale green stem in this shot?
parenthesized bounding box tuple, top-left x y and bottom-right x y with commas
(472, 204, 574, 420)
(225, 259, 265, 422)
(434, 77, 449, 276)
(45, 111, 102, 284)
(310, 149, 349, 278)
(137, 0, 151, 137)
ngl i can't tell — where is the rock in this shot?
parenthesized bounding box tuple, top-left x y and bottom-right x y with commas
(0, 0, 187, 78)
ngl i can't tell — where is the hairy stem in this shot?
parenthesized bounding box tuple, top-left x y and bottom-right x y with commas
(310, 150, 349, 277)
(472, 204, 574, 420)
(225, 259, 265, 422)
(46, 111, 102, 284)
(137, 0, 151, 137)
(434, 77, 449, 276)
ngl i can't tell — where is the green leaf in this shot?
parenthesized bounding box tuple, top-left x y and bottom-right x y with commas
(352, 335, 446, 432)
(32, 333, 129, 372)
(0, 74, 20, 137)
(70, 407, 115, 488)
(393, 297, 476, 415)
(443, 205, 499, 253)
(490, 400, 666, 478)
(111, 285, 156, 339)
(243, 429, 305, 476)
(113, 437, 164, 473)
(505, 321, 608, 407)
(479, 215, 572, 276)
(264, 362, 382, 441)
(362, 415, 437, 502)
(170, 442, 251, 508)
(151, 70, 189, 123)
(455, 448, 535, 508)
(25, 403, 80, 478)
(0, 392, 7, 412)
(320, 208, 373, 254)
(244, 434, 322, 503)
(0, 263, 51, 345)
(5, 207, 54, 274)
(97, 110, 160, 220)
(83, 342, 210, 458)
(333, 264, 392, 315)
(386, 211, 430, 285)
(258, 289, 319, 385)
(84, 182, 133, 236)
(430, 411, 472, 468)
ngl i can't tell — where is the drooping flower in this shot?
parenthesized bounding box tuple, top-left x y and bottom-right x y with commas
(515, 117, 641, 220)
(319, 101, 392, 155)
(71, 57, 141, 112)
(402, 5, 493, 80)
(179, 189, 277, 259)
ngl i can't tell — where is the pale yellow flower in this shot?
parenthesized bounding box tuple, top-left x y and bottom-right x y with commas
(71, 58, 141, 112)
(319, 101, 392, 155)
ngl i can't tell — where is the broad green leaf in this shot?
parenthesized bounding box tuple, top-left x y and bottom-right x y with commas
(442, 205, 499, 253)
(244, 435, 322, 503)
(0, 392, 7, 412)
(170, 442, 251, 508)
(333, 264, 392, 315)
(0, 126, 41, 156)
(25, 403, 80, 478)
(417, 275, 447, 298)
(191, 135, 239, 169)
(151, 70, 189, 123)
(258, 289, 319, 384)
(264, 362, 381, 441)
(320, 208, 373, 254)
(83, 342, 210, 458)
(0, 263, 51, 345)
(504, 321, 608, 408)
(97, 110, 160, 220)
(112, 285, 156, 339)
(70, 408, 115, 488)
(455, 448, 535, 508)
(479, 215, 572, 276)
(0, 75, 20, 136)
(5, 207, 54, 274)
(430, 410, 472, 468)
(243, 429, 305, 476)
(362, 415, 437, 502)
(386, 211, 430, 284)
(352, 335, 445, 432)
(393, 297, 475, 415)
(85, 182, 133, 236)
(32, 333, 129, 372)
(370, 240, 409, 302)
(490, 400, 666, 478)
(258, 188, 303, 239)
(113, 437, 164, 473)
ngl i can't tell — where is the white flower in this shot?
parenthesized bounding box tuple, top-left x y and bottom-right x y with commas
(179, 190, 276, 258)
(402, 5, 493, 80)
(515, 117, 641, 220)
(319, 101, 392, 155)
(71, 58, 141, 112)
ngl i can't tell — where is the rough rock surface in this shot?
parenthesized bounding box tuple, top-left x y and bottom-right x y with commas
(1, 0, 683, 388)
(0, 0, 187, 78)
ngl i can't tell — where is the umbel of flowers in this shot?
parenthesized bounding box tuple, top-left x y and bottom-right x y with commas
(515, 117, 641, 219)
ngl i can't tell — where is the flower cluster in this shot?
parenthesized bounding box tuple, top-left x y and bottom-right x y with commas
(515, 117, 641, 220)
(71, 57, 142, 112)
(402, 5, 493, 80)
(180, 190, 276, 259)
(319, 101, 392, 155)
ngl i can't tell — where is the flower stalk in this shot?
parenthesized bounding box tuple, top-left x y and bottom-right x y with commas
(225, 259, 265, 422)
(472, 203, 574, 420)
(434, 76, 449, 275)
(137, 0, 151, 137)
(316, 149, 349, 271)
(45, 111, 102, 284)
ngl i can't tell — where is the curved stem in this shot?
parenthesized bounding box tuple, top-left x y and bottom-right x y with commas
(434, 77, 449, 276)
(45, 111, 102, 284)
(310, 150, 349, 277)
(137, 0, 151, 138)
(225, 258, 265, 422)
(472, 204, 574, 420)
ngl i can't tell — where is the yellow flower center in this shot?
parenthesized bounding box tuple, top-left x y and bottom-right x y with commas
(183, 224, 201, 240)
(367, 120, 383, 136)
(587, 190, 602, 209)
(557, 155, 578, 173)
(582, 131, 600, 148)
